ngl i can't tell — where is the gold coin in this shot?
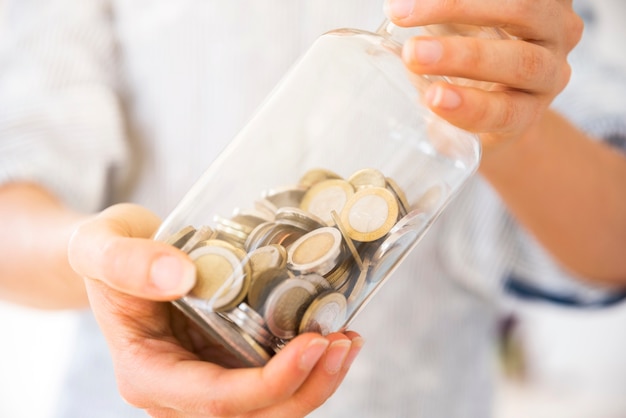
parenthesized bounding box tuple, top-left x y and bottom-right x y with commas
(300, 179, 355, 226)
(340, 187, 399, 242)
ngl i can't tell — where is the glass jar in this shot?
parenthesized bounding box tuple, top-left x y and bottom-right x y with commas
(154, 20, 499, 366)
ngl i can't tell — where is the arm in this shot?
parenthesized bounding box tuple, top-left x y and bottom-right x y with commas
(0, 182, 87, 308)
(385, 0, 626, 284)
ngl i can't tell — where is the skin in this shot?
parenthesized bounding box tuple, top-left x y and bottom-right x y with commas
(387, 0, 626, 284)
(1, 0, 624, 416)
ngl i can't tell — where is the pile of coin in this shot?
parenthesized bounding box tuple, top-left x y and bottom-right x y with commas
(164, 167, 427, 356)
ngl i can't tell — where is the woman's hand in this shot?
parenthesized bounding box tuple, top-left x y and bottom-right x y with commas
(385, 0, 583, 150)
(68, 203, 363, 417)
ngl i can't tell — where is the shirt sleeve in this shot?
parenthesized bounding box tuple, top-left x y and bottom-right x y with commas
(0, 0, 128, 212)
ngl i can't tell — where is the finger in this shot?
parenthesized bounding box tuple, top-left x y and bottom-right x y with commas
(256, 331, 364, 418)
(402, 36, 568, 94)
(384, 0, 572, 41)
(68, 203, 196, 300)
(422, 81, 545, 144)
(116, 332, 333, 416)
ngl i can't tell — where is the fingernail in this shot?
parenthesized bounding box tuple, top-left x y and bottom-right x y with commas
(384, 0, 414, 19)
(404, 39, 443, 65)
(343, 337, 365, 370)
(299, 338, 330, 371)
(324, 340, 351, 375)
(425, 85, 462, 109)
(150, 255, 196, 295)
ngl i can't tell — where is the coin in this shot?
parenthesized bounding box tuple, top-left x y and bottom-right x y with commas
(164, 225, 196, 249)
(223, 304, 274, 348)
(247, 267, 289, 313)
(264, 278, 317, 340)
(298, 291, 347, 335)
(300, 179, 355, 226)
(180, 225, 217, 253)
(247, 244, 288, 273)
(330, 210, 364, 271)
(298, 168, 342, 188)
(263, 186, 307, 209)
(340, 187, 399, 242)
(274, 207, 326, 232)
(385, 176, 410, 217)
(188, 240, 251, 311)
(343, 257, 370, 305)
(287, 227, 343, 276)
(348, 168, 386, 190)
(301, 273, 332, 293)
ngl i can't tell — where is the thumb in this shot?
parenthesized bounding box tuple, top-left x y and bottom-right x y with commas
(68, 203, 196, 300)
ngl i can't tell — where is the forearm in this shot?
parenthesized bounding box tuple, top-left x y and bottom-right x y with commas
(480, 109, 626, 285)
(0, 182, 89, 309)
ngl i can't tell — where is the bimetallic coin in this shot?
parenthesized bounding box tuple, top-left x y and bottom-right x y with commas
(324, 257, 352, 290)
(301, 273, 332, 293)
(275, 207, 326, 232)
(263, 186, 307, 209)
(254, 198, 278, 219)
(247, 267, 289, 313)
(340, 187, 399, 242)
(254, 223, 307, 250)
(298, 291, 347, 335)
(300, 179, 355, 226)
(264, 278, 317, 340)
(298, 168, 342, 188)
(287, 227, 343, 276)
(224, 304, 274, 348)
(385, 176, 410, 217)
(188, 240, 251, 311)
(180, 225, 217, 253)
(330, 210, 364, 271)
(343, 257, 370, 305)
(164, 225, 196, 249)
(247, 244, 288, 274)
(348, 168, 386, 190)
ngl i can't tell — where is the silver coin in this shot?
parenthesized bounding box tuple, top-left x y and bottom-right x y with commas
(264, 278, 317, 340)
(298, 291, 347, 335)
